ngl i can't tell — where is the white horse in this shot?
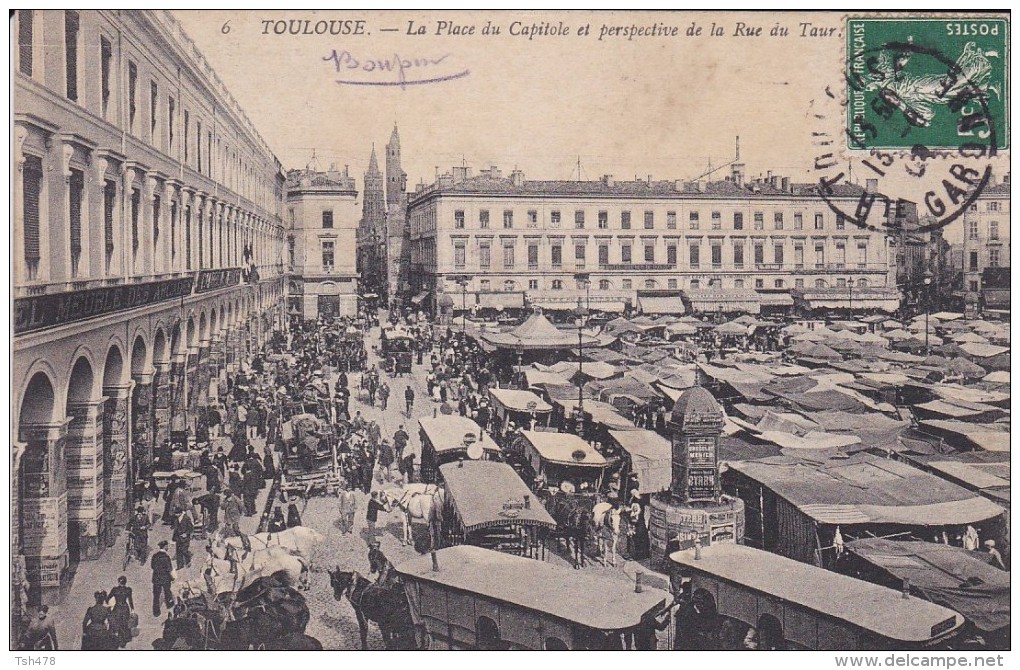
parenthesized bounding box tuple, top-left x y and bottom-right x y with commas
(592, 502, 622, 567)
(218, 527, 324, 568)
(381, 483, 445, 546)
(206, 541, 310, 592)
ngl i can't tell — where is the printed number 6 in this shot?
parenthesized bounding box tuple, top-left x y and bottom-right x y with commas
(221, 21, 231, 34)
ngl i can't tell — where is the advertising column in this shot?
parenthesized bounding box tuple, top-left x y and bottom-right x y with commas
(65, 398, 107, 560)
(102, 383, 132, 530)
(19, 420, 71, 604)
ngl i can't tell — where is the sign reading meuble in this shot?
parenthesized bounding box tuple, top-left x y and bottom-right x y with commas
(14, 276, 195, 335)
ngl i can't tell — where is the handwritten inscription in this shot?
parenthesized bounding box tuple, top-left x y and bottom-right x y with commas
(324, 49, 468, 89)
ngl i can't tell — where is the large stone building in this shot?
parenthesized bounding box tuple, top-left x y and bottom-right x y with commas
(950, 174, 1010, 314)
(407, 159, 899, 316)
(12, 10, 286, 609)
(285, 161, 360, 319)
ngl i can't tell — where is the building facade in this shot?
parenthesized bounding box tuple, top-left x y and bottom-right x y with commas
(953, 175, 1010, 313)
(407, 163, 897, 315)
(285, 164, 360, 319)
(12, 9, 286, 610)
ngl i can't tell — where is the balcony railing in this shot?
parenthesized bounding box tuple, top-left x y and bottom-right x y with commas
(599, 263, 676, 271)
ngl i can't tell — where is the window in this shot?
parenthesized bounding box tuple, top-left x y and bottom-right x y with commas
(733, 242, 744, 268)
(733, 212, 743, 230)
(689, 244, 700, 268)
(795, 278, 804, 289)
(969, 251, 979, 271)
(503, 243, 515, 268)
(774, 212, 783, 229)
(857, 242, 868, 268)
(622, 278, 633, 290)
(836, 278, 847, 288)
(103, 180, 116, 272)
(322, 209, 334, 228)
(550, 210, 561, 227)
(774, 279, 785, 289)
(322, 241, 335, 269)
(774, 244, 784, 266)
(18, 10, 33, 77)
(64, 11, 80, 101)
(815, 278, 826, 288)
(454, 210, 464, 229)
(644, 243, 655, 263)
(69, 169, 84, 277)
(689, 211, 699, 229)
(794, 244, 804, 268)
(481, 279, 491, 292)
(644, 211, 654, 229)
(989, 221, 999, 240)
(196, 208, 203, 267)
(151, 80, 159, 139)
(836, 214, 846, 230)
(152, 195, 161, 263)
(988, 201, 1000, 212)
(753, 212, 764, 230)
(967, 221, 979, 239)
(196, 120, 202, 172)
(454, 243, 466, 269)
(711, 211, 721, 230)
(754, 243, 764, 266)
(734, 279, 744, 289)
(575, 210, 586, 228)
(814, 243, 825, 268)
(131, 188, 141, 257)
(168, 96, 175, 151)
(528, 243, 539, 269)
(22, 155, 43, 279)
(524, 210, 537, 227)
(814, 213, 824, 230)
(504, 280, 515, 292)
(755, 278, 765, 289)
(185, 207, 192, 270)
(575, 243, 586, 266)
(479, 210, 490, 228)
(621, 244, 632, 264)
(711, 244, 722, 267)
(100, 37, 113, 117)
(667, 211, 677, 229)
(668, 278, 678, 289)
(858, 278, 867, 288)
(479, 242, 490, 269)
(794, 212, 803, 230)
(835, 241, 846, 267)
(503, 210, 513, 228)
(621, 211, 631, 229)
(689, 279, 700, 290)
(667, 245, 677, 266)
(184, 110, 190, 163)
(599, 279, 610, 290)
(969, 280, 979, 292)
(598, 244, 609, 266)
(552, 279, 563, 290)
(526, 279, 535, 290)
(598, 211, 608, 229)
(644, 279, 656, 289)
(551, 244, 562, 268)
(128, 62, 138, 134)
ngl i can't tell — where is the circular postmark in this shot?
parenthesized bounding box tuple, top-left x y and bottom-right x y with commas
(812, 17, 1008, 235)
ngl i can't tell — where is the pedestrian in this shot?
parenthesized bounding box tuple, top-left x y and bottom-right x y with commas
(268, 507, 287, 533)
(378, 381, 390, 410)
(405, 385, 415, 416)
(339, 488, 357, 535)
(287, 500, 304, 528)
(81, 591, 112, 650)
(236, 403, 249, 441)
(150, 541, 174, 617)
(202, 460, 221, 494)
(378, 439, 395, 482)
(20, 606, 58, 651)
(228, 464, 243, 496)
(108, 575, 134, 648)
(221, 490, 243, 537)
(242, 464, 260, 516)
(400, 453, 416, 483)
(393, 425, 409, 463)
(172, 508, 193, 569)
(263, 447, 277, 481)
(985, 540, 1007, 570)
(366, 491, 389, 540)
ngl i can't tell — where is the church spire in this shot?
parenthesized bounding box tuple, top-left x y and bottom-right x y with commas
(389, 123, 400, 148)
(367, 143, 380, 174)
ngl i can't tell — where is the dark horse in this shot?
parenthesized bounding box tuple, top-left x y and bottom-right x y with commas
(542, 493, 594, 569)
(327, 567, 415, 650)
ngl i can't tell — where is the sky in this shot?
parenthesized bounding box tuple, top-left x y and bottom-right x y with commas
(174, 10, 850, 185)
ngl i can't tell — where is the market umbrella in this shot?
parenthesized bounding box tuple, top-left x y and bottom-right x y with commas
(857, 332, 888, 347)
(948, 357, 986, 379)
(782, 323, 809, 335)
(921, 355, 951, 368)
(828, 339, 865, 356)
(953, 332, 989, 344)
(982, 371, 1010, 384)
(716, 321, 749, 336)
(932, 342, 964, 358)
(883, 328, 912, 341)
(893, 337, 928, 354)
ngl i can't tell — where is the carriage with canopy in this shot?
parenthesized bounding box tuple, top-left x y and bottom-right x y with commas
(395, 545, 673, 650)
(418, 415, 501, 484)
(488, 388, 553, 438)
(279, 409, 340, 496)
(381, 325, 415, 374)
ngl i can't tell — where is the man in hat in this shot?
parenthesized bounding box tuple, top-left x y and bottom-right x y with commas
(404, 385, 415, 416)
(150, 541, 174, 617)
(393, 425, 409, 464)
(221, 489, 243, 537)
(367, 540, 393, 586)
(172, 507, 194, 569)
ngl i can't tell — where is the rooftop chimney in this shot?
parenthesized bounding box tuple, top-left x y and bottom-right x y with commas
(452, 166, 471, 183)
(510, 169, 524, 187)
(604, 174, 615, 187)
(647, 174, 653, 185)
(781, 177, 791, 192)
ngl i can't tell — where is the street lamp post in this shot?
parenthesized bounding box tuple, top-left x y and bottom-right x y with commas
(847, 276, 854, 315)
(923, 270, 933, 353)
(573, 298, 588, 436)
(453, 275, 472, 332)
(574, 272, 591, 314)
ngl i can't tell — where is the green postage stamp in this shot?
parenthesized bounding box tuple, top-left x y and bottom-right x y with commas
(846, 17, 1009, 150)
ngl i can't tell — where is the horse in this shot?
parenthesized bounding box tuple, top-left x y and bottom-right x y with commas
(218, 527, 324, 567)
(206, 541, 310, 592)
(543, 494, 594, 569)
(327, 568, 414, 650)
(592, 502, 622, 567)
(381, 484, 445, 547)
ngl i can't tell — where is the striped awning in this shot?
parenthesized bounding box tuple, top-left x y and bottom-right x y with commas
(637, 296, 685, 315)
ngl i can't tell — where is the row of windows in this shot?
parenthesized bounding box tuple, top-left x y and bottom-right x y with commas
(967, 220, 1002, 240)
(450, 207, 845, 231)
(17, 11, 278, 212)
(968, 249, 1002, 271)
(463, 276, 870, 293)
(453, 240, 869, 270)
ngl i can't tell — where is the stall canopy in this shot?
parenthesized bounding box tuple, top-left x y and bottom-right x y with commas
(477, 291, 526, 309)
(520, 430, 608, 467)
(483, 311, 599, 350)
(410, 290, 431, 305)
(609, 429, 673, 495)
(637, 295, 686, 315)
(439, 461, 556, 532)
(791, 287, 901, 312)
(488, 388, 553, 414)
(419, 415, 500, 455)
(844, 538, 1010, 633)
(684, 288, 762, 314)
(919, 420, 1011, 452)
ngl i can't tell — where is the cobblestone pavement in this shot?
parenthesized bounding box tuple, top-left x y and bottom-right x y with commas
(44, 316, 670, 650)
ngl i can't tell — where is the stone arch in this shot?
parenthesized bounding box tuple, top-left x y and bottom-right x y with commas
(20, 370, 57, 427)
(66, 355, 96, 405)
(103, 344, 125, 389)
(198, 311, 208, 343)
(210, 306, 219, 335)
(186, 315, 197, 349)
(130, 335, 148, 377)
(169, 321, 183, 357)
(152, 328, 169, 366)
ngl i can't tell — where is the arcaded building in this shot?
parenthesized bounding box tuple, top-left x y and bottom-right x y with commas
(12, 10, 286, 605)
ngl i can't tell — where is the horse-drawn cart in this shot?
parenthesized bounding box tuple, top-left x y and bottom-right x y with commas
(381, 326, 414, 375)
(418, 415, 500, 484)
(279, 410, 340, 496)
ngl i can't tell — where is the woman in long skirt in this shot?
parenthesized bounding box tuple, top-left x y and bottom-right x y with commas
(107, 576, 134, 648)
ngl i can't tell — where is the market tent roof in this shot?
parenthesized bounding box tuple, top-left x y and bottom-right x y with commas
(609, 429, 672, 495)
(716, 321, 750, 336)
(482, 311, 599, 350)
(844, 538, 1010, 633)
(665, 321, 699, 336)
(582, 400, 640, 430)
(931, 312, 964, 321)
(520, 430, 608, 467)
(919, 420, 1011, 452)
(522, 369, 571, 388)
(792, 287, 901, 312)
(947, 357, 986, 378)
(959, 342, 1009, 358)
(757, 291, 794, 306)
(883, 328, 913, 341)
(439, 461, 556, 532)
(488, 388, 552, 414)
(726, 453, 1005, 526)
(953, 332, 989, 344)
(671, 544, 963, 644)
(540, 360, 620, 381)
(931, 385, 1010, 406)
(982, 371, 1010, 384)
(418, 415, 499, 455)
(396, 546, 671, 630)
(637, 295, 686, 315)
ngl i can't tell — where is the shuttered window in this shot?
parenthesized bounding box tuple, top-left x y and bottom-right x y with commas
(131, 188, 141, 255)
(64, 11, 80, 101)
(23, 155, 43, 278)
(152, 194, 161, 254)
(104, 180, 116, 271)
(170, 201, 177, 261)
(69, 169, 84, 276)
(185, 207, 192, 269)
(18, 10, 33, 76)
(197, 209, 204, 268)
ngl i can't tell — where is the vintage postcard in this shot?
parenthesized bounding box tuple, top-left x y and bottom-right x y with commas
(10, 9, 1010, 657)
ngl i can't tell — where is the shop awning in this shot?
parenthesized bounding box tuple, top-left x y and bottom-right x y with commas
(792, 287, 901, 312)
(637, 296, 685, 315)
(757, 291, 795, 307)
(684, 289, 762, 314)
(476, 291, 526, 309)
(410, 290, 431, 305)
(983, 288, 1010, 309)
